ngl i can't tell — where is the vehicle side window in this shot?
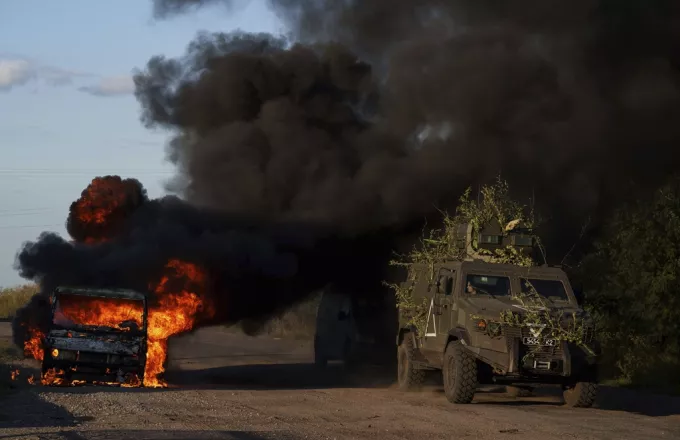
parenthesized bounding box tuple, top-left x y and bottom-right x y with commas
(465, 274, 511, 297)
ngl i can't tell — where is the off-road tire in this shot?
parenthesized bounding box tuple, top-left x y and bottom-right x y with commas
(314, 335, 328, 369)
(563, 381, 598, 408)
(443, 341, 477, 404)
(397, 334, 425, 391)
(506, 385, 533, 398)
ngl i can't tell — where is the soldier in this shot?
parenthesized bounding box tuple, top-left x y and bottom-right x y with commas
(466, 281, 477, 295)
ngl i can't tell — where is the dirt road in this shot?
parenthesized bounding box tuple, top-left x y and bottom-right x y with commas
(0, 324, 679, 440)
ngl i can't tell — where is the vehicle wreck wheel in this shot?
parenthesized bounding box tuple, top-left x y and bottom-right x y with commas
(397, 334, 425, 391)
(563, 381, 598, 408)
(443, 341, 477, 404)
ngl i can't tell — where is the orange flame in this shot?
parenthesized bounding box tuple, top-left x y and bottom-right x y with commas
(144, 259, 214, 387)
(10, 369, 19, 381)
(41, 367, 67, 386)
(73, 177, 130, 226)
(56, 295, 144, 331)
(24, 327, 44, 361)
(23, 259, 213, 389)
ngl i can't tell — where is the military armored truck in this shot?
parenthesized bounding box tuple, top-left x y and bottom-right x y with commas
(395, 222, 599, 407)
(41, 286, 148, 386)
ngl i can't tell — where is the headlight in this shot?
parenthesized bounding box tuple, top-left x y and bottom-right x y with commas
(50, 348, 77, 361)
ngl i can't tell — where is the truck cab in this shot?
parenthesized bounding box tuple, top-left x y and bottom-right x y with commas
(41, 286, 148, 386)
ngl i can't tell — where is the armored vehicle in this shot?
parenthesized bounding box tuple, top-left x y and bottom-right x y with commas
(395, 222, 599, 407)
(41, 286, 148, 386)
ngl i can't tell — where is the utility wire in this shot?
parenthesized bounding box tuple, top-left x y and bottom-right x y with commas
(0, 224, 63, 230)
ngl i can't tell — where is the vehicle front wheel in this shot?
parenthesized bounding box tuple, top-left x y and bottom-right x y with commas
(563, 381, 598, 408)
(397, 333, 425, 391)
(443, 341, 477, 404)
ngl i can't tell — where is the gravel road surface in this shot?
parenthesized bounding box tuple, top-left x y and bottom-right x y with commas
(0, 324, 678, 440)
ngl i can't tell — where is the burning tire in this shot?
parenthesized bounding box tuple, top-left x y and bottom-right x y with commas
(397, 333, 424, 391)
(443, 341, 477, 404)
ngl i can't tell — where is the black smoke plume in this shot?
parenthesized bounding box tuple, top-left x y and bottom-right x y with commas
(145, 0, 680, 255)
(13, 176, 399, 349)
(12, 0, 680, 350)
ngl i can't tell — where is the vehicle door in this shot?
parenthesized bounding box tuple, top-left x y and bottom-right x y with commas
(422, 267, 456, 355)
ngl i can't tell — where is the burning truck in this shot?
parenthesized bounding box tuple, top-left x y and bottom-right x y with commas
(40, 286, 148, 386)
(17, 177, 216, 388)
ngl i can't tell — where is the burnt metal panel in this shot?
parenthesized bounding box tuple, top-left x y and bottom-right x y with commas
(47, 336, 141, 355)
(54, 286, 146, 301)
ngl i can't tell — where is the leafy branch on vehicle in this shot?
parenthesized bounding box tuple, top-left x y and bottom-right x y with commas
(386, 177, 541, 338)
(498, 279, 595, 361)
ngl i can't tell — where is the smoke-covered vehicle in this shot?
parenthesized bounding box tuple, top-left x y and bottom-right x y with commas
(314, 286, 396, 369)
(41, 286, 148, 386)
(396, 223, 600, 407)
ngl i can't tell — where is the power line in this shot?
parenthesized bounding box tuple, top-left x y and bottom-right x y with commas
(0, 224, 63, 230)
(0, 211, 61, 218)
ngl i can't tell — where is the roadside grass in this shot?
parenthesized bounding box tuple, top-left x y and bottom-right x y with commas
(0, 284, 38, 319)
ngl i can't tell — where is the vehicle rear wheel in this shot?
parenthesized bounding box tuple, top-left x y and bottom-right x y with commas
(443, 341, 477, 404)
(563, 381, 598, 408)
(397, 334, 425, 391)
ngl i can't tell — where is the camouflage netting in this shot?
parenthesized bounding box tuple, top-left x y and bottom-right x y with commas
(387, 178, 593, 357)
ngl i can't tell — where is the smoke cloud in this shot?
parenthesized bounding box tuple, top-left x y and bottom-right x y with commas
(12, 1, 680, 353)
(14, 176, 397, 350)
(143, 0, 680, 253)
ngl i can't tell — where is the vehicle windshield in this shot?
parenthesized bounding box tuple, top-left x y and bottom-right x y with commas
(52, 293, 146, 332)
(465, 274, 511, 297)
(519, 278, 571, 303)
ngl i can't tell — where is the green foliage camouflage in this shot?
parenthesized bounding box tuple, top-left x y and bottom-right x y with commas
(386, 178, 592, 354)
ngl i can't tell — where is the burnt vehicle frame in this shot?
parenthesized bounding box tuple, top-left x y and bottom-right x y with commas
(396, 260, 600, 407)
(41, 286, 148, 385)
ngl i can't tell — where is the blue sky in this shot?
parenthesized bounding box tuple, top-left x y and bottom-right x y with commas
(0, 0, 284, 286)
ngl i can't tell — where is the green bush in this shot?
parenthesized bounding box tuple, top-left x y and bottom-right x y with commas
(576, 176, 680, 389)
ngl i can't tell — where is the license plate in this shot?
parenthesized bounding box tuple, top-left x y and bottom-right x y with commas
(523, 337, 557, 346)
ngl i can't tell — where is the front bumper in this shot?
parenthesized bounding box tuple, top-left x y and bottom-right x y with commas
(502, 325, 598, 379)
(43, 347, 145, 384)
